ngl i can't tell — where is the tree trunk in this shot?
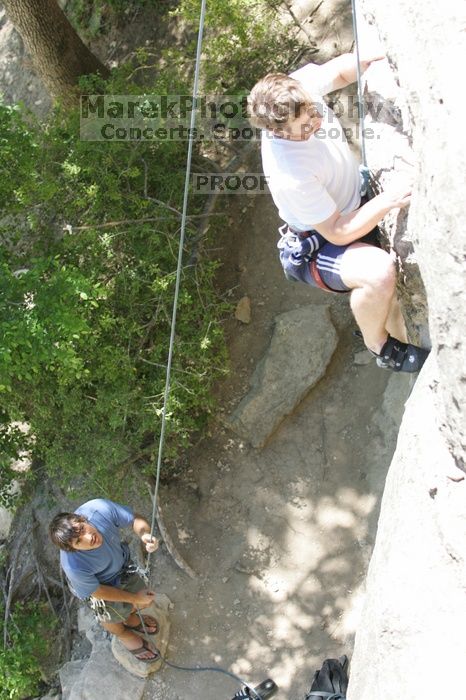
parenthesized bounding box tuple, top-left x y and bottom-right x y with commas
(2, 0, 109, 106)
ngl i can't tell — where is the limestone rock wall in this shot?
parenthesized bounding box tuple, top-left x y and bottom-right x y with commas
(348, 2, 466, 697)
(348, 360, 466, 699)
(361, 0, 466, 468)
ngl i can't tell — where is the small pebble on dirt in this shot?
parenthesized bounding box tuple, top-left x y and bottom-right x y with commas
(235, 295, 252, 323)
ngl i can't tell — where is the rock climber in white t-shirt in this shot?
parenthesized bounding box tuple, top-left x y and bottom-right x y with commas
(248, 53, 429, 373)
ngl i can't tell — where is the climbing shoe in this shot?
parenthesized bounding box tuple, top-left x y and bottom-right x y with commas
(375, 335, 430, 373)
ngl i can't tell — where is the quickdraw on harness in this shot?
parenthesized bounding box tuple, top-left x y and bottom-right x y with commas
(277, 168, 372, 293)
(277, 224, 338, 292)
(88, 595, 111, 622)
(124, 561, 150, 585)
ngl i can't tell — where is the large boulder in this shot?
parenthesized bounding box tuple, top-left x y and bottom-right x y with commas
(60, 594, 172, 698)
(111, 594, 171, 679)
(229, 305, 338, 447)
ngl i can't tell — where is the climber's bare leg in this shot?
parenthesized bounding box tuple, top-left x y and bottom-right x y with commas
(339, 242, 396, 353)
(385, 294, 408, 343)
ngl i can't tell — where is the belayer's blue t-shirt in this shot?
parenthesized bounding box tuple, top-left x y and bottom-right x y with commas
(60, 499, 134, 599)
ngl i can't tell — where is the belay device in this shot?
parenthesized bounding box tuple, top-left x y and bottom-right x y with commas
(232, 678, 278, 699)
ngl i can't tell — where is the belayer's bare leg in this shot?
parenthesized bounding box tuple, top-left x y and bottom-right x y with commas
(101, 619, 157, 660)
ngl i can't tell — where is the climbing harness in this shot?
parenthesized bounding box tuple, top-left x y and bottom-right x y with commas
(124, 561, 150, 586)
(277, 224, 346, 293)
(86, 562, 149, 622)
(277, 168, 372, 292)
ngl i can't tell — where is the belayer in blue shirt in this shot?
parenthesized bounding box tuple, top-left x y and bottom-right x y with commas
(50, 498, 159, 662)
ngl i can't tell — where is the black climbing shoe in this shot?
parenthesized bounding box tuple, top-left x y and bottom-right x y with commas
(375, 335, 430, 373)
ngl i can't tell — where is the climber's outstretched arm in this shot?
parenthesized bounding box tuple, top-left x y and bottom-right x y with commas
(317, 52, 384, 92)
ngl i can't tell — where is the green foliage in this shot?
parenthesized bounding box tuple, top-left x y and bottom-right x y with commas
(172, 0, 302, 92)
(0, 103, 39, 212)
(0, 601, 55, 699)
(0, 79, 228, 500)
(0, 0, 306, 503)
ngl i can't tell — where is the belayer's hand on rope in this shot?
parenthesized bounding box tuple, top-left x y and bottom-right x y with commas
(133, 589, 156, 610)
(141, 532, 159, 553)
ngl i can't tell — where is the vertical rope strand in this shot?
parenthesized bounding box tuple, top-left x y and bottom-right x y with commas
(145, 0, 208, 573)
(351, 0, 367, 167)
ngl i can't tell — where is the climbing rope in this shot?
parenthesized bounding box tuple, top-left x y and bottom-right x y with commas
(153, 650, 268, 700)
(98, 601, 269, 699)
(132, 4, 361, 697)
(351, 0, 367, 167)
(144, 0, 207, 577)
(129, 5, 273, 695)
(144, 0, 367, 580)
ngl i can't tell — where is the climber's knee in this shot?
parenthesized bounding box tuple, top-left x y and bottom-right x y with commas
(340, 242, 396, 294)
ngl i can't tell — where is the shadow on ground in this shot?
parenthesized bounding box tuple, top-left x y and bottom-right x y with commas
(142, 182, 412, 699)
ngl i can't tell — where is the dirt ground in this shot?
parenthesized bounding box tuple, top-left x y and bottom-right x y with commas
(134, 182, 413, 700)
(0, 2, 415, 698)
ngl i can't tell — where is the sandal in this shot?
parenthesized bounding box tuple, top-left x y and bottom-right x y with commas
(124, 614, 159, 635)
(375, 335, 430, 373)
(129, 638, 159, 662)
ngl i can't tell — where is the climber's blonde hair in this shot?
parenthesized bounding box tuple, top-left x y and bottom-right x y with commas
(247, 73, 317, 130)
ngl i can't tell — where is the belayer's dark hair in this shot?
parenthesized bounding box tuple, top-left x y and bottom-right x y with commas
(49, 512, 88, 551)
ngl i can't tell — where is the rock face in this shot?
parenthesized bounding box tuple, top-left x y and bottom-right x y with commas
(111, 595, 171, 679)
(348, 2, 466, 697)
(60, 623, 146, 700)
(60, 595, 172, 698)
(348, 360, 466, 699)
(0, 8, 51, 117)
(229, 305, 338, 447)
(359, 47, 429, 348)
(360, 0, 466, 469)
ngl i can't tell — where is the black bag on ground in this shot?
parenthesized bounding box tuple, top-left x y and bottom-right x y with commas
(305, 655, 349, 700)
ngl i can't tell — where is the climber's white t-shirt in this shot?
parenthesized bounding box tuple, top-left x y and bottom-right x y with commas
(261, 63, 361, 231)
